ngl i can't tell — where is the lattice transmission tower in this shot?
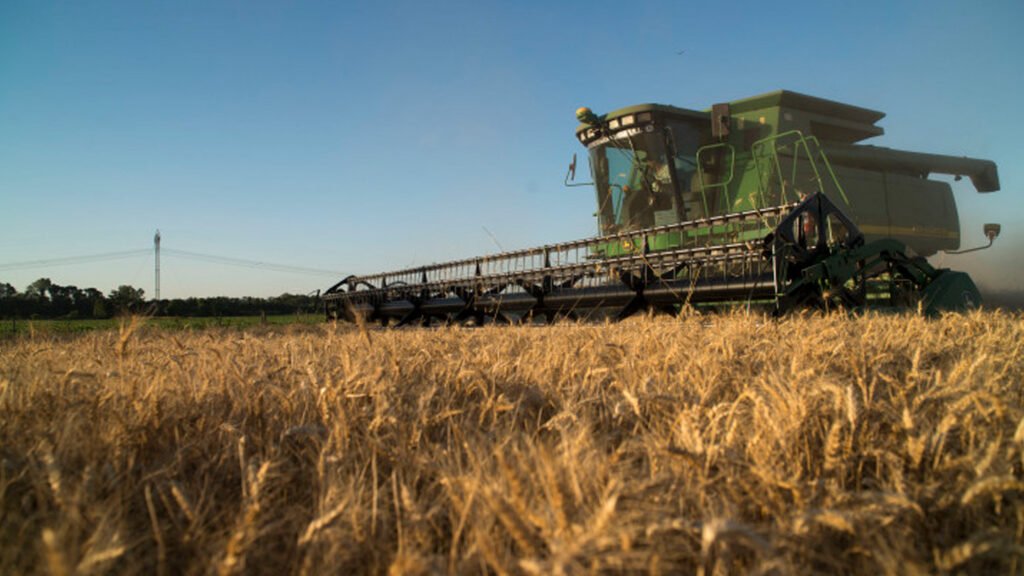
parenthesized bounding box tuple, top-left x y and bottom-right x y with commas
(154, 230, 161, 301)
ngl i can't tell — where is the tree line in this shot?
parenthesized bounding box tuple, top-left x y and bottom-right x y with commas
(0, 278, 321, 319)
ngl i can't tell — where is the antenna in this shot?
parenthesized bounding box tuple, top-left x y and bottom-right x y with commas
(154, 229, 161, 301)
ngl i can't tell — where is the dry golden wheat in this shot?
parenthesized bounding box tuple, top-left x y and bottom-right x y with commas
(1, 310, 1022, 574)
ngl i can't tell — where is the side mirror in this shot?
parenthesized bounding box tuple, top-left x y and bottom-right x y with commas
(945, 223, 1001, 255)
(564, 153, 593, 188)
(984, 223, 1001, 240)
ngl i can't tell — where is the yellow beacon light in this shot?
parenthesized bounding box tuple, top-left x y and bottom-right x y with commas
(576, 107, 598, 125)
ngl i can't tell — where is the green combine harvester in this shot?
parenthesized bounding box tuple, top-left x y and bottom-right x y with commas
(324, 90, 1002, 325)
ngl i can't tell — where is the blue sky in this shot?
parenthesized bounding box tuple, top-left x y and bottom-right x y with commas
(1, 0, 1021, 298)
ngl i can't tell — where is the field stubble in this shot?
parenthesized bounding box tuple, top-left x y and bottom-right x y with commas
(1, 311, 1023, 574)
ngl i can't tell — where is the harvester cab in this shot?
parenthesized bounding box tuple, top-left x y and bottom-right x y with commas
(573, 91, 1002, 258)
(324, 91, 1002, 325)
(575, 104, 711, 233)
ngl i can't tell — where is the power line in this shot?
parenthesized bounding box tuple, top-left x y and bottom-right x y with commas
(0, 246, 345, 278)
(0, 249, 151, 271)
(161, 248, 344, 277)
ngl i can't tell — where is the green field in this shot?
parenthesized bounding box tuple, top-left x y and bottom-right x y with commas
(0, 314, 324, 337)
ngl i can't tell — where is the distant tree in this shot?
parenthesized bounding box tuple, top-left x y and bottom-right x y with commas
(48, 283, 77, 316)
(92, 298, 109, 319)
(83, 288, 108, 318)
(108, 285, 146, 313)
(0, 279, 324, 319)
(25, 278, 53, 303)
(0, 282, 18, 317)
(72, 287, 93, 317)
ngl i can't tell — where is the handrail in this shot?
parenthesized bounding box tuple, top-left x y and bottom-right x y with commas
(695, 142, 736, 216)
(751, 130, 849, 206)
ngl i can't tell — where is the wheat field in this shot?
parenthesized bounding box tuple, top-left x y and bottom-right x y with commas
(1, 311, 1023, 575)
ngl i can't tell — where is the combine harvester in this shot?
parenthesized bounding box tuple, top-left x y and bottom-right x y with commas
(324, 90, 1002, 325)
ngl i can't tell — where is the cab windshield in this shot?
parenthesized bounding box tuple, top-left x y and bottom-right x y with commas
(589, 122, 702, 234)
